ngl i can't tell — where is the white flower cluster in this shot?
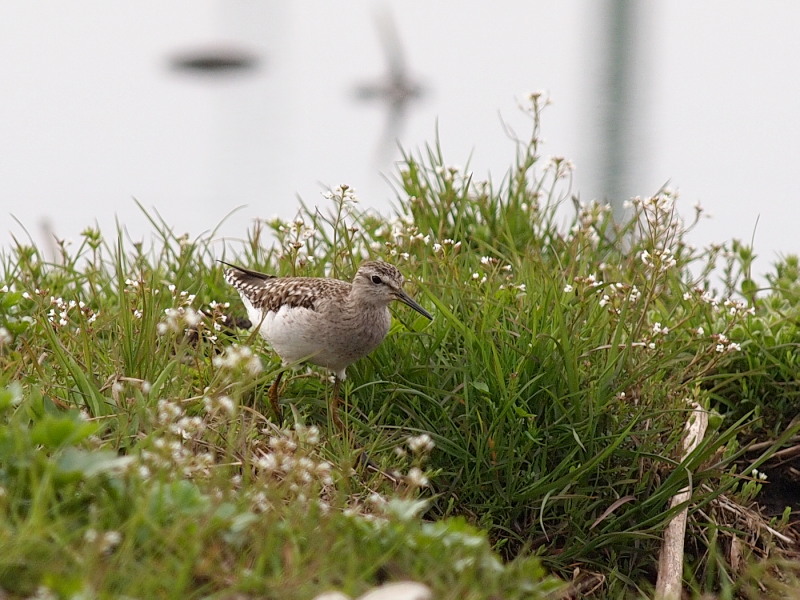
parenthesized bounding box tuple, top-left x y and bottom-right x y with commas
(167, 284, 196, 304)
(322, 183, 359, 207)
(572, 200, 610, 237)
(83, 529, 122, 555)
(406, 433, 435, 455)
(432, 238, 462, 254)
(574, 276, 644, 314)
(723, 297, 755, 317)
(46, 295, 98, 331)
(546, 155, 576, 180)
(155, 399, 205, 440)
(712, 333, 741, 353)
(685, 288, 755, 318)
(571, 274, 604, 291)
(157, 306, 201, 335)
(250, 428, 334, 506)
(639, 248, 677, 272)
(626, 190, 678, 220)
(202, 394, 237, 417)
(131, 399, 215, 479)
(523, 90, 552, 113)
(212, 344, 263, 376)
(652, 322, 670, 336)
(434, 164, 469, 184)
(275, 215, 320, 267)
(406, 467, 429, 489)
(137, 436, 214, 479)
(470, 272, 487, 285)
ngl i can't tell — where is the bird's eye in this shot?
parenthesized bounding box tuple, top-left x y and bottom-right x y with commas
(371, 275, 383, 285)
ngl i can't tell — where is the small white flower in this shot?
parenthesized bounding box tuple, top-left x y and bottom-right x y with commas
(256, 454, 278, 472)
(217, 395, 236, 415)
(247, 355, 263, 375)
(701, 291, 719, 306)
(183, 308, 201, 327)
(563, 284, 574, 293)
(296, 424, 320, 445)
(652, 322, 669, 336)
(367, 492, 386, 506)
(407, 434, 435, 454)
(100, 531, 122, 554)
(406, 467, 429, 488)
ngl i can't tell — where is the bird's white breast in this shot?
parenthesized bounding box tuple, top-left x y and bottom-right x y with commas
(242, 297, 322, 363)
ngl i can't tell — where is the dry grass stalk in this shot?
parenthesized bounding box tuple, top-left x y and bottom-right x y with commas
(655, 401, 709, 600)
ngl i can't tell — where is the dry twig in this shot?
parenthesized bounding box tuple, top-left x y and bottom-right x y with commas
(655, 401, 709, 600)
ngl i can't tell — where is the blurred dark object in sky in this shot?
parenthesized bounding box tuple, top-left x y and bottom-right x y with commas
(169, 45, 260, 74)
(353, 4, 425, 163)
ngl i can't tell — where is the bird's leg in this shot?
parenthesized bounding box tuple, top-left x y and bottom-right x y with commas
(268, 370, 284, 422)
(330, 376, 344, 431)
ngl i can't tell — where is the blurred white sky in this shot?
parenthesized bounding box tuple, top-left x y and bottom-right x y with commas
(1, 1, 799, 278)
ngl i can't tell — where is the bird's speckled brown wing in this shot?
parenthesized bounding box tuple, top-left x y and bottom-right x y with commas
(222, 263, 350, 314)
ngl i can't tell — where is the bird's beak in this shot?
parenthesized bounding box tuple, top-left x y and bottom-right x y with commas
(395, 290, 433, 320)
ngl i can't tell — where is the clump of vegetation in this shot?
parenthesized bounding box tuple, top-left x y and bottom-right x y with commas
(1, 94, 799, 599)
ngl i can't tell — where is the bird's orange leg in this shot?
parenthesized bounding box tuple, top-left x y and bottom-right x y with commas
(330, 377, 345, 431)
(268, 370, 284, 422)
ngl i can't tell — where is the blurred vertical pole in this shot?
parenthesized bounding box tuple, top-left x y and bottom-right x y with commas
(601, 0, 637, 222)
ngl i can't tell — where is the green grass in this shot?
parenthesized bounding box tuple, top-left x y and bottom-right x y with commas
(2, 95, 800, 599)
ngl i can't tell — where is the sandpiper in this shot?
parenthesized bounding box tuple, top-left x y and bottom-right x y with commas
(222, 260, 432, 427)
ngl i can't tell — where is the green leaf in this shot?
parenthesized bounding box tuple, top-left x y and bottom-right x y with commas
(471, 381, 490, 394)
(0, 382, 22, 411)
(56, 447, 133, 477)
(30, 414, 98, 448)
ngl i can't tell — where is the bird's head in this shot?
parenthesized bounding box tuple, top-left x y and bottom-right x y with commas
(352, 261, 432, 320)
